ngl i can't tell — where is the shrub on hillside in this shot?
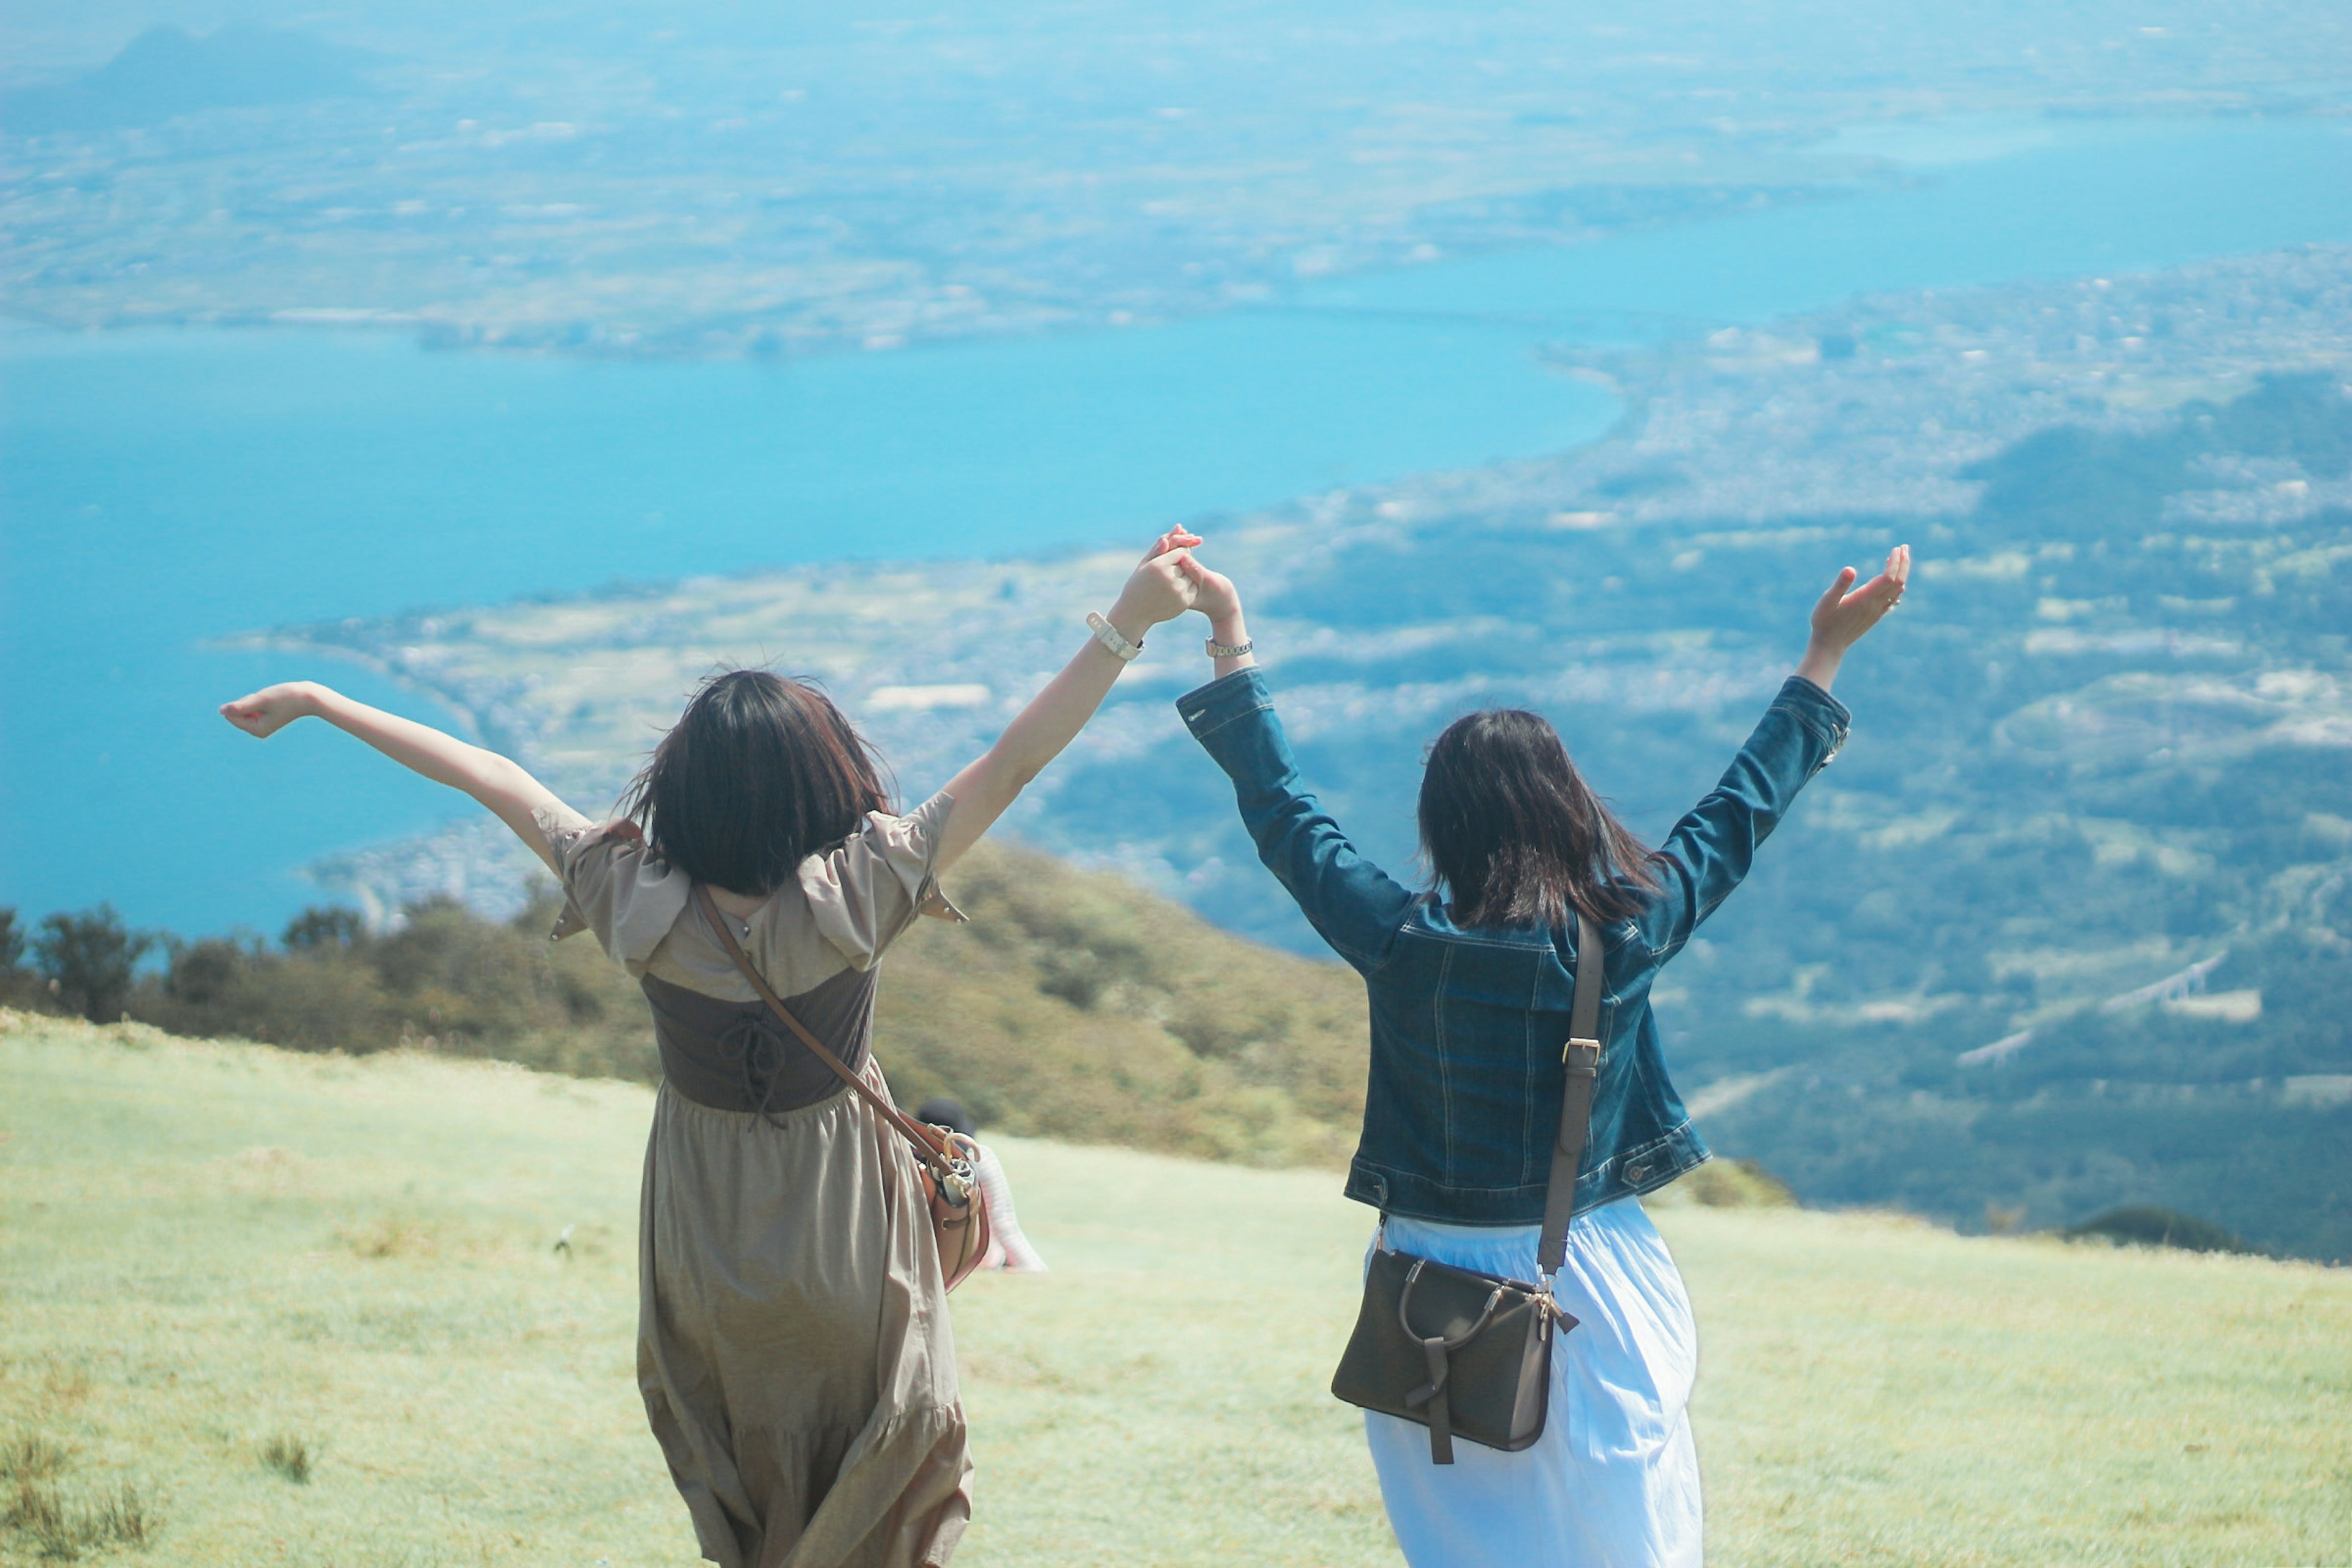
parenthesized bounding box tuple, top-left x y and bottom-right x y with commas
(1648, 1158, 1799, 1208)
(2064, 1205, 2263, 1256)
(126, 894, 652, 1077)
(32, 905, 154, 1023)
(0, 908, 42, 1009)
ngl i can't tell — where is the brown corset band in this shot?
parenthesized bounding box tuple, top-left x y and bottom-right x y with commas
(641, 967, 878, 1117)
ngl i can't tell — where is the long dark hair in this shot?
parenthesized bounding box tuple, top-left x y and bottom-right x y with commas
(1417, 709, 1661, 929)
(618, 670, 891, 895)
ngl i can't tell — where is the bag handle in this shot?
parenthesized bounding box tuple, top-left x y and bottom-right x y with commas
(1396, 1259, 1508, 1467)
(1536, 911, 1604, 1278)
(693, 886, 965, 1191)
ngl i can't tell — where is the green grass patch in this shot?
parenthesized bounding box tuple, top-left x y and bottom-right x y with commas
(2, 1014, 2346, 1566)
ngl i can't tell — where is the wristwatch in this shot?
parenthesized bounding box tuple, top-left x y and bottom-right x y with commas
(1085, 611, 1143, 662)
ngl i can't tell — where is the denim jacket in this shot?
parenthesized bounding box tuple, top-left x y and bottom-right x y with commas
(1178, 668, 1852, 1226)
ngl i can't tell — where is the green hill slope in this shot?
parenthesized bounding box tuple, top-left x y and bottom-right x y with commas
(4, 1016, 2346, 1567)
(103, 839, 1366, 1168)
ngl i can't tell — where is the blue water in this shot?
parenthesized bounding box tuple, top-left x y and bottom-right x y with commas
(6, 113, 2352, 938)
(1299, 116, 2352, 329)
(1, 312, 1610, 936)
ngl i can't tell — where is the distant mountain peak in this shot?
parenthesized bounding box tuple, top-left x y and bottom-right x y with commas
(1, 23, 382, 137)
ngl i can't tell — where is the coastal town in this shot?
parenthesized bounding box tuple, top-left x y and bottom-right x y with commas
(8, 2, 2350, 357)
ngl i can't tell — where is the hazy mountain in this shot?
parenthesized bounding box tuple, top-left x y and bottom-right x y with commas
(0, 25, 381, 135)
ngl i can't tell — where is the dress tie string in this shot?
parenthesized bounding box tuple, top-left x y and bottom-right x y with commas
(712, 1011, 793, 1123)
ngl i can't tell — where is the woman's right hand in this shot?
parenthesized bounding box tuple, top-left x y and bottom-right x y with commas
(1177, 542, 1256, 674)
(219, 681, 327, 738)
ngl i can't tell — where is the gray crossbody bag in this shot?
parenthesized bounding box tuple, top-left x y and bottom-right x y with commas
(1328, 911, 1602, 1464)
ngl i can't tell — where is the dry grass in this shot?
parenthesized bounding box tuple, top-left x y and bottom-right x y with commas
(2, 1476, 158, 1561)
(257, 1434, 314, 1485)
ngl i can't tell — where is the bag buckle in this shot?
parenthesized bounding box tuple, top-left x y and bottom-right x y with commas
(1562, 1036, 1600, 1074)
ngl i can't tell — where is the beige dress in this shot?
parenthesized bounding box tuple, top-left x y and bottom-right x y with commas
(539, 793, 973, 1568)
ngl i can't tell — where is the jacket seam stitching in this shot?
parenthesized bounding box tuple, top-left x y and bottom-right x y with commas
(1398, 927, 1561, 953)
(1593, 1123, 1698, 1170)
(1183, 699, 1274, 740)
(1433, 944, 1457, 1183)
(1771, 699, 1849, 755)
(1521, 960, 1542, 1186)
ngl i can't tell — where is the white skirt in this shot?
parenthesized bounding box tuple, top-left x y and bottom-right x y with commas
(1363, 1200, 1703, 1568)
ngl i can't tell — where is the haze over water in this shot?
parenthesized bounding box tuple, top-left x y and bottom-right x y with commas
(6, 113, 2352, 936)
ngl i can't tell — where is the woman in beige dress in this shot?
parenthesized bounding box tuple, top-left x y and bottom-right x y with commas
(220, 530, 1204, 1567)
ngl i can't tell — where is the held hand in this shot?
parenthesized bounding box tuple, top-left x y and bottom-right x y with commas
(1808, 544, 1910, 655)
(1107, 529, 1202, 637)
(219, 682, 326, 738)
(1177, 551, 1242, 625)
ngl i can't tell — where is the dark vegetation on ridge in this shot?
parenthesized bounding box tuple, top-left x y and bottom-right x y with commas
(0, 843, 1362, 1168)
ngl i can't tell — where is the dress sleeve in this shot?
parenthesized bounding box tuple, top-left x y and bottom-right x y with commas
(776, 789, 967, 974)
(535, 804, 692, 973)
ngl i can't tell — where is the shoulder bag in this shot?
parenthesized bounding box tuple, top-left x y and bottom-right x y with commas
(1328, 911, 1602, 1463)
(695, 886, 995, 1291)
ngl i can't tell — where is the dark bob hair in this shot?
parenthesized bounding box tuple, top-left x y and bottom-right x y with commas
(1417, 709, 1662, 930)
(617, 670, 891, 895)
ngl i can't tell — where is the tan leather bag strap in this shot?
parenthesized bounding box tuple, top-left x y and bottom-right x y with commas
(693, 886, 958, 1180)
(1536, 911, 1604, 1278)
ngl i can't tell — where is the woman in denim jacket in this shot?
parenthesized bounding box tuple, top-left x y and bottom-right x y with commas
(1172, 544, 1909, 1567)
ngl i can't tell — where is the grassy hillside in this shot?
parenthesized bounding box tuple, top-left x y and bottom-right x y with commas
(4, 1016, 2346, 1567)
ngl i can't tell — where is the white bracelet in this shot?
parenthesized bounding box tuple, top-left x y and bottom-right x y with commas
(1205, 637, 1254, 658)
(1085, 611, 1143, 662)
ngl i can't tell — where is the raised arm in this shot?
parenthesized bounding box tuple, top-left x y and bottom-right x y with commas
(219, 685, 573, 873)
(1172, 551, 1418, 971)
(1638, 545, 1909, 960)
(932, 530, 1201, 872)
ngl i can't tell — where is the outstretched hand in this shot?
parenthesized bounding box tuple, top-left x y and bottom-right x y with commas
(220, 682, 322, 738)
(1795, 544, 1910, 693)
(1810, 544, 1910, 652)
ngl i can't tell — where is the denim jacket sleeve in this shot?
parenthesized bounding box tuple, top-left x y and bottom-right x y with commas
(1637, 676, 1852, 963)
(1177, 668, 1420, 971)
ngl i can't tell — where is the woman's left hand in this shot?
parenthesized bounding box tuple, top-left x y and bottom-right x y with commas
(1107, 529, 1202, 636)
(1793, 543, 1910, 693)
(1808, 543, 1911, 654)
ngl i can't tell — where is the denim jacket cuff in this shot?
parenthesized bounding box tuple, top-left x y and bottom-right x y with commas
(1774, 674, 1852, 758)
(1176, 666, 1274, 743)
